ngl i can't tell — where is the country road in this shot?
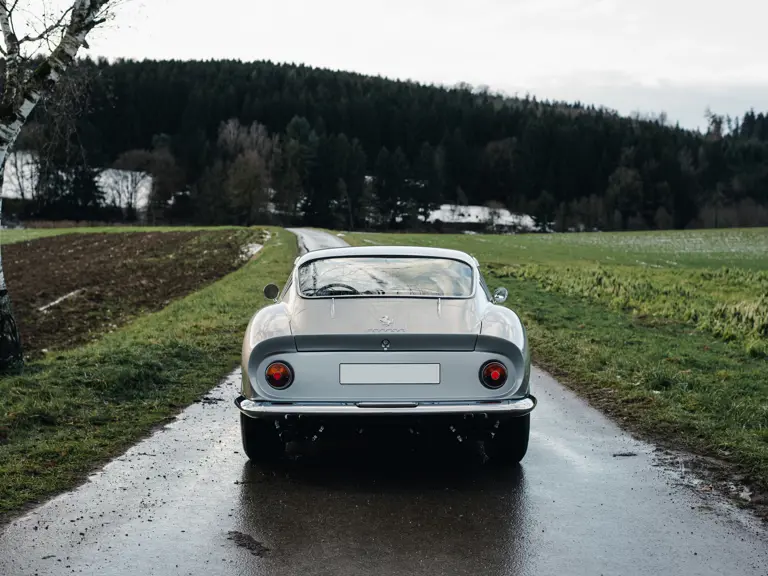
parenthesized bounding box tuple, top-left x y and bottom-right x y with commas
(1, 228, 766, 576)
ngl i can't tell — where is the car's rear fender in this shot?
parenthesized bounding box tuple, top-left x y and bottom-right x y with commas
(244, 334, 529, 403)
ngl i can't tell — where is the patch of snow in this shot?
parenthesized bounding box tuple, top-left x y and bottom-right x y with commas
(739, 487, 752, 502)
(241, 244, 263, 260)
(38, 289, 84, 312)
(428, 204, 537, 230)
(636, 260, 663, 269)
(2, 153, 155, 212)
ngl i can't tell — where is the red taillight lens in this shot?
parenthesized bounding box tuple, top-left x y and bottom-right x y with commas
(480, 361, 508, 389)
(265, 362, 293, 389)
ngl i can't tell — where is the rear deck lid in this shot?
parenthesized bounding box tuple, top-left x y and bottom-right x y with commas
(289, 297, 482, 343)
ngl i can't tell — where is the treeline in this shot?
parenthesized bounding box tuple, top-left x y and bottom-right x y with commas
(8, 58, 768, 231)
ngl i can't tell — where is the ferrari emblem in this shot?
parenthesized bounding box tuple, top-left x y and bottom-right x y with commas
(379, 315, 394, 326)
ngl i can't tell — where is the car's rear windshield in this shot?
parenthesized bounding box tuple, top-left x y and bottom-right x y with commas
(297, 256, 474, 298)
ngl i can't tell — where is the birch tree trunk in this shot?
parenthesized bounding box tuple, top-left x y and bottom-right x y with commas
(0, 0, 112, 369)
(0, 185, 22, 367)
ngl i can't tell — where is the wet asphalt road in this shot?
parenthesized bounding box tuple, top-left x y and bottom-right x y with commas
(1, 228, 766, 576)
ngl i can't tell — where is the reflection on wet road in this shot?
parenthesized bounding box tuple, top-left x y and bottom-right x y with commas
(0, 228, 766, 576)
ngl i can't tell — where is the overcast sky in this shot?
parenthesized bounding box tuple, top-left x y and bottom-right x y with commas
(84, 0, 767, 132)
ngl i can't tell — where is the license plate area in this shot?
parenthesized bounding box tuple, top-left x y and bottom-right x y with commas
(339, 363, 441, 385)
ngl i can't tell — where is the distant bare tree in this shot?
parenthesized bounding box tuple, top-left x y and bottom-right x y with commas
(271, 135, 304, 222)
(4, 148, 36, 199)
(144, 141, 184, 225)
(17, 62, 99, 211)
(449, 186, 468, 222)
(218, 118, 274, 163)
(215, 119, 278, 225)
(485, 199, 505, 231)
(0, 0, 120, 369)
(227, 149, 270, 226)
(111, 149, 153, 218)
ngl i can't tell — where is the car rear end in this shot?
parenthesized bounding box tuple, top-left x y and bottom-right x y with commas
(235, 331, 534, 443)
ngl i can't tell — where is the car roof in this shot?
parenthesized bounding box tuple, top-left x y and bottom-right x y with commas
(294, 245, 479, 267)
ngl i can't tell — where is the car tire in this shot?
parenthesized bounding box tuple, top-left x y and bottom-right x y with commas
(485, 414, 530, 465)
(240, 414, 285, 462)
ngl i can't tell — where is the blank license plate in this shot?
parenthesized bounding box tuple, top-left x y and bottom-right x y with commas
(339, 364, 441, 385)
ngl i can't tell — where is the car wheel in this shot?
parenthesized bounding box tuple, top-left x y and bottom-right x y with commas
(240, 414, 285, 462)
(485, 414, 530, 465)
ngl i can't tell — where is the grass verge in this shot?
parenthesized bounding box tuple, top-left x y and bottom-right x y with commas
(490, 270, 768, 494)
(0, 227, 296, 520)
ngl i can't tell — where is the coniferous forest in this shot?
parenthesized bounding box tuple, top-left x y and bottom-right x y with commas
(7, 57, 768, 231)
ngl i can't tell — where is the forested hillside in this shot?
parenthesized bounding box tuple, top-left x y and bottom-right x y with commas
(9, 58, 768, 231)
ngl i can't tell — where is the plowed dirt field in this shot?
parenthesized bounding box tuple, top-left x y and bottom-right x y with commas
(3, 230, 260, 357)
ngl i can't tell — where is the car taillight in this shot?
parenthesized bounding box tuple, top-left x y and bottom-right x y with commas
(265, 362, 293, 389)
(480, 361, 508, 389)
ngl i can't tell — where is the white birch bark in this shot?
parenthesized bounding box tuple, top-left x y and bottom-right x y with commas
(0, 3, 21, 112)
(0, 196, 6, 291)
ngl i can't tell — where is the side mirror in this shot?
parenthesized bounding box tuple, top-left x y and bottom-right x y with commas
(263, 283, 280, 300)
(493, 287, 508, 304)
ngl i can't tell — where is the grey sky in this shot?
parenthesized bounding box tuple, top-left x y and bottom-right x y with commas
(85, 0, 768, 132)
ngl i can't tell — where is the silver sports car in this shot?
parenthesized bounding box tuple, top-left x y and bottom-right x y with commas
(235, 245, 536, 464)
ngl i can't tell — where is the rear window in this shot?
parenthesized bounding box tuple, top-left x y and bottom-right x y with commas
(297, 256, 474, 298)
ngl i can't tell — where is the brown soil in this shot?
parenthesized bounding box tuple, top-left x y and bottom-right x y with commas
(3, 230, 257, 358)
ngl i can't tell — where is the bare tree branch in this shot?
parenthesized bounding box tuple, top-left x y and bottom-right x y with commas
(7, 0, 17, 40)
(17, 7, 74, 45)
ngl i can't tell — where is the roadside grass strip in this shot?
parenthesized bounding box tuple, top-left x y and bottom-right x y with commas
(0, 228, 296, 519)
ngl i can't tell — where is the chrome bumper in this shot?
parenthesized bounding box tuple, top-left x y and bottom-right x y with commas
(235, 395, 536, 417)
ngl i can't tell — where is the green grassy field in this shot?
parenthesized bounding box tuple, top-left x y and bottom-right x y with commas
(0, 227, 296, 519)
(0, 226, 246, 245)
(345, 228, 768, 492)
